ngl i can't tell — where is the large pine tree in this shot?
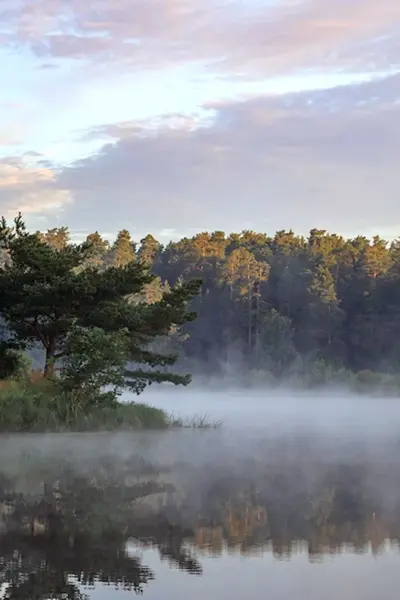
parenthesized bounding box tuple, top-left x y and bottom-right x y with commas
(0, 215, 201, 390)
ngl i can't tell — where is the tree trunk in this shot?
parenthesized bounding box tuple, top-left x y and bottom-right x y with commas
(327, 304, 331, 345)
(248, 286, 252, 350)
(44, 340, 56, 378)
(255, 284, 261, 366)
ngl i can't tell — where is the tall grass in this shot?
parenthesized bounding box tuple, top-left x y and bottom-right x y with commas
(0, 379, 221, 432)
(169, 413, 222, 429)
(0, 379, 170, 432)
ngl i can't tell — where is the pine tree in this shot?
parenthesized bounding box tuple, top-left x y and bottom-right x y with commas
(0, 214, 201, 390)
(306, 260, 344, 359)
(84, 231, 110, 268)
(39, 226, 70, 250)
(109, 229, 136, 267)
(137, 234, 161, 266)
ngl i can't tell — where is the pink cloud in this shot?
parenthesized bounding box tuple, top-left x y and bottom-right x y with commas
(0, 155, 72, 216)
(3, 0, 399, 75)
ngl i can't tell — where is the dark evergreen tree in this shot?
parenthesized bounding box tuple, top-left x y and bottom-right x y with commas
(0, 214, 201, 392)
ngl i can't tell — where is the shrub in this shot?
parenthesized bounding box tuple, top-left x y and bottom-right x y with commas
(0, 344, 31, 380)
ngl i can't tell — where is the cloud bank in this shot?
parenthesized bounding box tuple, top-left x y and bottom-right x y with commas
(0, 0, 399, 237)
(51, 72, 400, 237)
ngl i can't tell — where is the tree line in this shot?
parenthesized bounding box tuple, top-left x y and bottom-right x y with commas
(31, 224, 400, 379)
(2, 217, 400, 390)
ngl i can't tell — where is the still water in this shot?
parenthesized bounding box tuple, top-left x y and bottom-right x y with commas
(2, 390, 400, 598)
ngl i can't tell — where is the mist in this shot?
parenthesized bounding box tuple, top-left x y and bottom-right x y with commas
(122, 381, 400, 438)
(3, 381, 400, 480)
(2, 384, 400, 517)
(3, 379, 400, 568)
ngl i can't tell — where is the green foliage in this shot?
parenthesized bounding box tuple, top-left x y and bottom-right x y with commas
(221, 247, 268, 295)
(0, 380, 170, 432)
(260, 309, 299, 376)
(0, 214, 201, 395)
(0, 343, 31, 380)
(0, 378, 222, 432)
(4, 214, 400, 400)
(138, 233, 162, 266)
(0, 215, 102, 374)
(38, 226, 70, 250)
(300, 359, 343, 387)
(0, 378, 62, 432)
(109, 228, 136, 266)
(83, 231, 110, 268)
(59, 326, 131, 406)
(139, 227, 400, 378)
(352, 370, 400, 395)
(125, 368, 192, 395)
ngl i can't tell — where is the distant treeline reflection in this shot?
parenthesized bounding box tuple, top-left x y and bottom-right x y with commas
(1, 436, 400, 597)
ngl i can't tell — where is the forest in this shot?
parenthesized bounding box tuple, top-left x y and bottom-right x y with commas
(33, 224, 400, 386)
(2, 216, 400, 413)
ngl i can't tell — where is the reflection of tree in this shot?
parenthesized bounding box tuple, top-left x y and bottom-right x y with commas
(1, 448, 400, 598)
(0, 461, 199, 597)
(157, 528, 202, 574)
(133, 523, 203, 575)
(182, 461, 400, 560)
(2, 573, 87, 600)
(193, 500, 268, 555)
(0, 533, 153, 598)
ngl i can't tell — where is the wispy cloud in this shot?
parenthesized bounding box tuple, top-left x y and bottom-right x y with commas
(2, 0, 399, 76)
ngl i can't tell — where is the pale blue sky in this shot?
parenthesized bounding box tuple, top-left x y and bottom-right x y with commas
(1, 0, 400, 242)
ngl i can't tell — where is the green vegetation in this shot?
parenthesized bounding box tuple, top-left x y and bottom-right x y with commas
(0, 376, 223, 431)
(24, 224, 400, 388)
(1, 215, 400, 434)
(140, 227, 400, 390)
(0, 214, 202, 431)
(241, 362, 400, 395)
(0, 379, 170, 432)
(169, 413, 222, 428)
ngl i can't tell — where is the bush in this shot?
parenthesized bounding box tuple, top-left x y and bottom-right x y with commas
(58, 326, 130, 407)
(352, 370, 400, 396)
(0, 344, 31, 380)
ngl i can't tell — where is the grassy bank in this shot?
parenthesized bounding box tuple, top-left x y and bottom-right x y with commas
(0, 379, 221, 432)
(0, 379, 170, 432)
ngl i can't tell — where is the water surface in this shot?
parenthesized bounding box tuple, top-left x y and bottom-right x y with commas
(2, 389, 400, 598)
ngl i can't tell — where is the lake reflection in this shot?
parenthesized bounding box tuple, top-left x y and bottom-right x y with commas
(1, 429, 400, 598)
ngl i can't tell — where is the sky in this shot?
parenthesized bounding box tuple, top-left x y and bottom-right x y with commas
(1, 0, 400, 243)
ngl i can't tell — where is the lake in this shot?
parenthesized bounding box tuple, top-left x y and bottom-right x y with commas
(2, 388, 400, 598)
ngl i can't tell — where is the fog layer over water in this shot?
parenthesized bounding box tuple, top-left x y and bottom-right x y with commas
(2, 388, 400, 598)
(130, 384, 400, 436)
